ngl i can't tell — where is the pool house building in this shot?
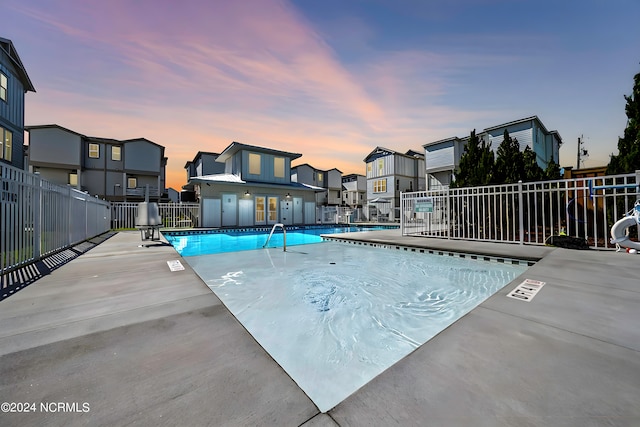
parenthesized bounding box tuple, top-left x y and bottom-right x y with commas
(188, 142, 320, 228)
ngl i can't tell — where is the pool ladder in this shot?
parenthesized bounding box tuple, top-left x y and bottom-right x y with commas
(263, 223, 286, 251)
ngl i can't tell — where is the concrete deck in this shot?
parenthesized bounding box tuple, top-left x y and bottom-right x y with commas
(0, 229, 638, 426)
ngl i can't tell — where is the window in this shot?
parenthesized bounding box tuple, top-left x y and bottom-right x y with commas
(111, 146, 121, 161)
(0, 127, 12, 161)
(69, 172, 78, 186)
(367, 163, 372, 174)
(127, 177, 137, 188)
(274, 157, 285, 178)
(378, 158, 384, 174)
(249, 153, 261, 175)
(88, 143, 100, 158)
(396, 179, 400, 191)
(373, 179, 386, 193)
(0, 72, 7, 102)
(318, 174, 323, 182)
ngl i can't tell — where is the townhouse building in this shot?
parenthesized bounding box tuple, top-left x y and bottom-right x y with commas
(424, 116, 562, 190)
(0, 37, 35, 169)
(26, 124, 167, 201)
(291, 163, 343, 206)
(341, 173, 366, 208)
(364, 147, 426, 222)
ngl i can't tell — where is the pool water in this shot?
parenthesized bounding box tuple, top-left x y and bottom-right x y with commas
(163, 225, 398, 256)
(183, 241, 528, 412)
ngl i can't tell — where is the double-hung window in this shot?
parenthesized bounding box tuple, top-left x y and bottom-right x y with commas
(0, 72, 7, 102)
(373, 179, 386, 193)
(88, 143, 100, 158)
(0, 127, 12, 161)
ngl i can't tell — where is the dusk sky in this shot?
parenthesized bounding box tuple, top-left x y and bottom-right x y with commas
(4, 0, 640, 190)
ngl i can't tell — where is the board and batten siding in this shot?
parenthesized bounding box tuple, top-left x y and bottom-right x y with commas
(241, 150, 290, 184)
(394, 155, 419, 177)
(366, 154, 394, 178)
(28, 127, 82, 168)
(0, 63, 25, 129)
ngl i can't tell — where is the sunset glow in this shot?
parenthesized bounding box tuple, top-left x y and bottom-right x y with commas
(5, 0, 639, 189)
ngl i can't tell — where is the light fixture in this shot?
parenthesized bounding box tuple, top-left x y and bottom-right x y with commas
(245, 190, 251, 196)
(285, 193, 291, 198)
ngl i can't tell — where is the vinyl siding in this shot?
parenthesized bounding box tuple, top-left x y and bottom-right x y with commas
(425, 141, 455, 172)
(28, 128, 82, 168)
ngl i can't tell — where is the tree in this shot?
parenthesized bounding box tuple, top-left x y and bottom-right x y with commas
(522, 146, 543, 182)
(494, 130, 523, 184)
(607, 70, 640, 174)
(544, 154, 562, 180)
(453, 130, 494, 187)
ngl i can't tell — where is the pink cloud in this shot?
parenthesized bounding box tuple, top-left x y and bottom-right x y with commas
(13, 0, 507, 190)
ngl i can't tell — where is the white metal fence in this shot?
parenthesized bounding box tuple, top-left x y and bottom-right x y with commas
(1, 163, 111, 296)
(401, 171, 640, 249)
(111, 202, 200, 229)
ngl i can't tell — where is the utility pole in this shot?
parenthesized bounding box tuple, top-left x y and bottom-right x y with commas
(576, 136, 588, 169)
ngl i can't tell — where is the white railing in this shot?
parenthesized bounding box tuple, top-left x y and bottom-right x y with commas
(111, 202, 200, 229)
(1, 162, 111, 278)
(401, 171, 640, 249)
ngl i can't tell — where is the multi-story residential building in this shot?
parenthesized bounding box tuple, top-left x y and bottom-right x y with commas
(182, 151, 226, 201)
(341, 173, 366, 208)
(291, 163, 343, 206)
(26, 124, 167, 201)
(189, 142, 320, 227)
(364, 147, 426, 222)
(424, 116, 563, 190)
(0, 37, 35, 169)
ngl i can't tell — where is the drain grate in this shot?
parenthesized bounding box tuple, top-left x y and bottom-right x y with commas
(507, 279, 546, 302)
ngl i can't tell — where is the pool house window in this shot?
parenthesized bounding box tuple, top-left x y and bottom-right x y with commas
(249, 153, 261, 175)
(274, 157, 285, 178)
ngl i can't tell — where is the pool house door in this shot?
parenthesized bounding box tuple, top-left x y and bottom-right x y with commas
(222, 194, 237, 227)
(280, 199, 293, 225)
(255, 196, 266, 226)
(293, 197, 303, 224)
(267, 196, 278, 225)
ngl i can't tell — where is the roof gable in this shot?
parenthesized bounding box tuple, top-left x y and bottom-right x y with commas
(217, 141, 302, 162)
(0, 37, 35, 92)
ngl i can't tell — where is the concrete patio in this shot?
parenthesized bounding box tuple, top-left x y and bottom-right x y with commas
(0, 229, 638, 426)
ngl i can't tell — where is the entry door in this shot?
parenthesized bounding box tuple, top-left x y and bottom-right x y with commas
(280, 200, 293, 225)
(222, 194, 237, 227)
(293, 197, 303, 224)
(255, 196, 266, 226)
(267, 196, 278, 225)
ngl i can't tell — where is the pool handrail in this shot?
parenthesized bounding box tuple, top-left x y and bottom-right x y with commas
(263, 223, 286, 251)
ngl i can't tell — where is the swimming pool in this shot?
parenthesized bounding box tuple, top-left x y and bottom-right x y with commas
(163, 225, 398, 256)
(181, 239, 528, 412)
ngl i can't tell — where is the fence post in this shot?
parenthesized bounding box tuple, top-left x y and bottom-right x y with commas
(447, 188, 451, 239)
(518, 180, 524, 245)
(33, 174, 42, 260)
